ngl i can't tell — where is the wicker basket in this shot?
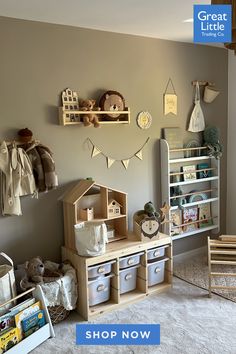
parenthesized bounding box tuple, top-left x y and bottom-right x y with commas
(48, 305, 70, 325)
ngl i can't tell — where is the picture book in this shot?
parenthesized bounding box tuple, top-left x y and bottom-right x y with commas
(9, 297, 35, 316)
(199, 203, 212, 228)
(182, 207, 199, 232)
(0, 327, 19, 353)
(197, 163, 211, 179)
(182, 165, 197, 181)
(170, 209, 183, 236)
(15, 301, 41, 340)
(0, 297, 36, 334)
(22, 310, 45, 338)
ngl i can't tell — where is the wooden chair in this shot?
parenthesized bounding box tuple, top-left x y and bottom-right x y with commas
(208, 236, 236, 297)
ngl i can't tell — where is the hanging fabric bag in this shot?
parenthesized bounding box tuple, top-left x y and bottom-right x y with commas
(0, 252, 17, 315)
(188, 82, 205, 132)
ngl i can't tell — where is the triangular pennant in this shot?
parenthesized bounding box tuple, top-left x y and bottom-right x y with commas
(135, 150, 143, 160)
(122, 159, 130, 170)
(107, 157, 115, 169)
(91, 146, 101, 158)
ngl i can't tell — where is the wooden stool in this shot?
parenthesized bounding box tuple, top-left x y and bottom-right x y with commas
(208, 236, 236, 297)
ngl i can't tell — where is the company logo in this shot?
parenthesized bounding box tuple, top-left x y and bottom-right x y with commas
(194, 5, 232, 43)
(76, 324, 160, 345)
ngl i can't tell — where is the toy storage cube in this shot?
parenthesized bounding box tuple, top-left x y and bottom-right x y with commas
(119, 265, 139, 294)
(147, 258, 168, 287)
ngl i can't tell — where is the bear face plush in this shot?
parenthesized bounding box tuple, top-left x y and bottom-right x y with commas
(20, 257, 62, 291)
(99, 91, 125, 120)
(80, 99, 100, 128)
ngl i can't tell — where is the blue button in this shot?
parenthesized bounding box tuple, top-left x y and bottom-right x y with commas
(76, 324, 160, 346)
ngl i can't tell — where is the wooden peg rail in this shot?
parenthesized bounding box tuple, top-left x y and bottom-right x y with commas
(192, 80, 215, 86)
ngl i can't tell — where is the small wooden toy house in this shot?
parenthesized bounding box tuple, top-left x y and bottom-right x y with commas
(108, 199, 122, 217)
(61, 88, 80, 123)
(62, 179, 128, 251)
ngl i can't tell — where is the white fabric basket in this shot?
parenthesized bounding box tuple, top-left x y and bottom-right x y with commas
(75, 222, 108, 257)
(0, 252, 17, 315)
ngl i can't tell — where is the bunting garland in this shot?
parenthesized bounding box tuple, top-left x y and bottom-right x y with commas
(86, 137, 150, 170)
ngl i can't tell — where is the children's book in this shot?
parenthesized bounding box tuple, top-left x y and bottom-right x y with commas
(197, 163, 211, 178)
(182, 207, 199, 232)
(0, 327, 19, 353)
(0, 297, 36, 334)
(182, 165, 197, 181)
(22, 310, 45, 338)
(170, 209, 183, 236)
(199, 203, 212, 227)
(14, 301, 41, 340)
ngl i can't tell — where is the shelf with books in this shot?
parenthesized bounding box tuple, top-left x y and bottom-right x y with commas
(161, 138, 220, 240)
(0, 286, 54, 354)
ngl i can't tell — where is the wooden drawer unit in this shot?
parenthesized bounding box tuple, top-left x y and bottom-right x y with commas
(62, 233, 172, 320)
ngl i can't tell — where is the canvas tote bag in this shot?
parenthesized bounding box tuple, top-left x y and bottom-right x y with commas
(0, 252, 17, 315)
(74, 222, 108, 256)
(188, 82, 205, 132)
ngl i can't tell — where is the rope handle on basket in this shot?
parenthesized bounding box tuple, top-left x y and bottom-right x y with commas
(0, 252, 14, 267)
(0, 287, 35, 309)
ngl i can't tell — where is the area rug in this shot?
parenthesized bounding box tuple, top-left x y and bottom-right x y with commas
(174, 254, 236, 303)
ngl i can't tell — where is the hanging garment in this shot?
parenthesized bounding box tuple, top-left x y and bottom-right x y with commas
(0, 142, 22, 215)
(11, 145, 37, 197)
(26, 142, 58, 192)
(188, 82, 205, 132)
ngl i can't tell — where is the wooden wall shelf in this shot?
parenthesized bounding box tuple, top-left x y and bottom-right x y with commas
(59, 107, 130, 126)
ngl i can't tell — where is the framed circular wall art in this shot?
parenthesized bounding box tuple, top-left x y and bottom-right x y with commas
(137, 111, 152, 129)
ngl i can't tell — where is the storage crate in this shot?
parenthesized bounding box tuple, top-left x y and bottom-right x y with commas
(119, 252, 144, 269)
(147, 245, 168, 261)
(88, 260, 115, 279)
(88, 274, 114, 306)
(133, 213, 160, 242)
(147, 258, 168, 286)
(120, 265, 139, 294)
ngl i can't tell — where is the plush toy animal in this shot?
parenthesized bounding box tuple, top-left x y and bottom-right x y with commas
(99, 90, 125, 120)
(20, 257, 62, 291)
(203, 126, 223, 159)
(80, 99, 100, 128)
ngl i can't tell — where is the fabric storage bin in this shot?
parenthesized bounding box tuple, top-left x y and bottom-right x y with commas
(88, 260, 116, 279)
(119, 252, 144, 269)
(119, 265, 139, 294)
(147, 258, 168, 287)
(147, 245, 168, 261)
(88, 273, 114, 306)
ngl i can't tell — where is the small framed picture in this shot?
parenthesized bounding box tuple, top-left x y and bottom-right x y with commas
(199, 203, 212, 228)
(182, 207, 199, 232)
(197, 163, 211, 179)
(182, 165, 197, 181)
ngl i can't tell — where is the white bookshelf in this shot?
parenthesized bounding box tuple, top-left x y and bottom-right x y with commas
(160, 139, 220, 240)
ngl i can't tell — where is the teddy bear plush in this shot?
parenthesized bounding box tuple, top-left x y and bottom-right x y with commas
(80, 99, 100, 128)
(20, 257, 62, 291)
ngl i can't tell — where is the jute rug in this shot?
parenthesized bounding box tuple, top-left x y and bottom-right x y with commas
(174, 254, 236, 303)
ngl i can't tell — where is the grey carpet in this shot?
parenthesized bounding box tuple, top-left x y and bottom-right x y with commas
(32, 277, 236, 354)
(174, 254, 236, 302)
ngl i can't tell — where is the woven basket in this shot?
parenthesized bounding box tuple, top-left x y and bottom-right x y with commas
(48, 305, 70, 325)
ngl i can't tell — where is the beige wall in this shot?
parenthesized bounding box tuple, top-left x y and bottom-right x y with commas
(0, 17, 228, 264)
(227, 51, 236, 233)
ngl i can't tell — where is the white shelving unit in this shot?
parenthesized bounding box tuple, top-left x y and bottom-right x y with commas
(160, 139, 220, 241)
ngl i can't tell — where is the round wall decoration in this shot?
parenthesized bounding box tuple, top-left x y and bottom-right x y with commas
(137, 111, 152, 129)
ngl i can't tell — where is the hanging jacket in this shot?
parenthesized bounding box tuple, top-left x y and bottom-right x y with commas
(26, 142, 58, 192)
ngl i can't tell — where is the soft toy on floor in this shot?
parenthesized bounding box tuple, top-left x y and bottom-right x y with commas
(203, 126, 223, 159)
(80, 99, 100, 128)
(20, 256, 62, 291)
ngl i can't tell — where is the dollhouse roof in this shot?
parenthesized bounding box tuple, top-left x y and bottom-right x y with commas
(62, 179, 127, 205)
(108, 199, 122, 207)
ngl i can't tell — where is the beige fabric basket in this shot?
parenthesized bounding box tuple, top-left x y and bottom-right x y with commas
(0, 252, 17, 315)
(204, 86, 220, 103)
